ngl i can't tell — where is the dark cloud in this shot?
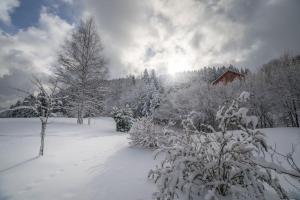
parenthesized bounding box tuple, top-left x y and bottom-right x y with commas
(81, 0, 150, 45)
(77, 0, 300, 75)
(207, 0, 262, 23)
(250, 1, 300, 67)
(0, 69, 33, 109)
(144, 47, 156, 62)
(225, 0, 300, 68)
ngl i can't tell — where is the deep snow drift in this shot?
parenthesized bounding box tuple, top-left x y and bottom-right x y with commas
(0, 118, 299, 200)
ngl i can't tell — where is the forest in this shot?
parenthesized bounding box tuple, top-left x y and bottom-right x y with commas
(3, 53, 299, 129)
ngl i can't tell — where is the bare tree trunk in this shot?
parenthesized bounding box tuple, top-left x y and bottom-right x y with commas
(77, 90, 84, 124)
(77, 102, 84, 124)
(77, 109, 83, 124)
(39, 121, 47, 156)
(292, 99, 299, 127)
(88, 117, 91, 125)
(77, 114, 83, 124)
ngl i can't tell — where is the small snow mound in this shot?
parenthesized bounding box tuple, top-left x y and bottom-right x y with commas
(204, 189, 218, 200)
(238, 91, 250, 102)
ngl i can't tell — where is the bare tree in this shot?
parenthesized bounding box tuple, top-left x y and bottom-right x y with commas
(55, 17, 107, 124)
(262, 54, 300, 127)
(33, 78, 62, 156)
(0, 77, 62, 156)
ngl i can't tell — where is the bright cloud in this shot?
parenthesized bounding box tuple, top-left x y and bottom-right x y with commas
(0, 8, 73, 108)
(0, 8, 73, 77)
(78, 0, 300, 76)
(0, 0, 19, 24)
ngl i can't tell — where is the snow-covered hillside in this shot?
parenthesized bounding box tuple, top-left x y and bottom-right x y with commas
(0, 118, 299, 200)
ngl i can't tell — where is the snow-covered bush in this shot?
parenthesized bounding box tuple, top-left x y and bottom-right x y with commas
(112, 105, 133, 132)
(129, 116, 160, 149)
(149, 92, 290, 200)
(129, 117, 177, 149)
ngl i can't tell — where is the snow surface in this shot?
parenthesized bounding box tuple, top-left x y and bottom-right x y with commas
(0, 118, 157, 200)
(0, 118, 299, 200)
(259, 127, 300, 199)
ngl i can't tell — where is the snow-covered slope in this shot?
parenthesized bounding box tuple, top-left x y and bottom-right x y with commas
(0, 118, 299, 200)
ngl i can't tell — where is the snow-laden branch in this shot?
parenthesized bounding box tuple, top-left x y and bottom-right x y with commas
(149, 91, 291, 200)
(251, 159, 300, 179)
(0, 106, 38, 114)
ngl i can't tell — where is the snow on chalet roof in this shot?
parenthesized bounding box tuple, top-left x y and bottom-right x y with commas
(211, 70, 244, 85)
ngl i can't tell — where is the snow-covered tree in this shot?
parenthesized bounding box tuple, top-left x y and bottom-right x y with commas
(270, 56, 299, 127)
(115, 70, 161, 119)
(151, 69, 160, 90)
(245, 73, 275, 128)
(55, 17, 107, 124)
(112, 105, 133, 132)
(136, 70, 161, 118)
(128, 70, 164, 148)
(0, 94, 38, 118)
(149, 92, 296, 200)
(142, 69, 150, 84)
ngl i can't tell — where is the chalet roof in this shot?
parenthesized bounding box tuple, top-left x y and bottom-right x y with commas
(211, 70, 244, 85)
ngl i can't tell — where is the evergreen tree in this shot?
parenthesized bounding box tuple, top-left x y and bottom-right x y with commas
(142, 69, 150, 84)
(112, 105, 133, 132)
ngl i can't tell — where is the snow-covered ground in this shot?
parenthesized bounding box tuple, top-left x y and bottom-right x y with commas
(0, 118, 157, 200)
(0, 118, 299, 200)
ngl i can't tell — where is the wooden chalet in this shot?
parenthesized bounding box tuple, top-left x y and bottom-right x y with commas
(212, 70, 245, 85)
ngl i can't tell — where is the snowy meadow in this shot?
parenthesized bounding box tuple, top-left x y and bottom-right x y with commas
(0, 118, 299, 200)
(0, 118, 157, 200)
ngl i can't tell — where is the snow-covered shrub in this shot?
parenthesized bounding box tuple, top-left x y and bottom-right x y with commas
(129, 116, 160, 149)
(112, 105, 133, 132)
(129, 117, 177, 149)
(149, 92, 290, 200)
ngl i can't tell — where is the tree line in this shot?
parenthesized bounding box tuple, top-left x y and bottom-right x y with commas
(1, 17, 299, 131)
(2, 53, 299, 129)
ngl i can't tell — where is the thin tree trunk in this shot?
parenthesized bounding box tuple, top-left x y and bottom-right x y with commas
(77, 105, 84, 124)
(77, 90, 84, 124)
(77, 111, 83, 124)
(39, 121, 47, 156)
(292, 99, 299, 127)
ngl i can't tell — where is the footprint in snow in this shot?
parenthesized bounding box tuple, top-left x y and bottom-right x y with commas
(18, 184, 34, 194)
(49, 173, 57, 178)
(23, 185, 33, 191)
(33, 178, 44, 184)
(62, 192, 75, 199)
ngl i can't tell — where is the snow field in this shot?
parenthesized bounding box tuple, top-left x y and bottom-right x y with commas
(0, 118, 157, 200)
(0, 118, 299, 200)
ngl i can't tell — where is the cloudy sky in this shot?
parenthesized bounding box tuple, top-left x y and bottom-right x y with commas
(0, 0, 300, 108)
